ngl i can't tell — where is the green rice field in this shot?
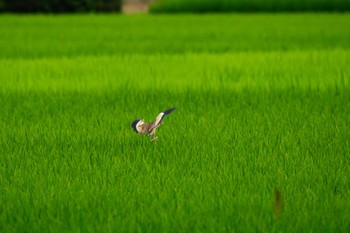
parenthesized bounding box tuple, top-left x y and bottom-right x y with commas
(150, 0, 350, 12)
(0, 14, 350, 232)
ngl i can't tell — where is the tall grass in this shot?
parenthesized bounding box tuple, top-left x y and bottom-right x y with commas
(1, 51, 349, 92)
(1, 14, 350, 58)
(1, 14, 350, 232)
(150, 0, 350, 13)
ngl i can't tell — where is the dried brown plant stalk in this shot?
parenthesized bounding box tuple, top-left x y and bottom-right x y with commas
(274, 187, 283, 221)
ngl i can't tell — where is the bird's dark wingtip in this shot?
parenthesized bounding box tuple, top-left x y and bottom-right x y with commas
(163, 107, 176, 115)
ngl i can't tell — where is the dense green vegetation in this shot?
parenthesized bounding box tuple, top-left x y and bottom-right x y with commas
(1, 14, 350, 58)
(150, 0, 350, 13)
(0, 0, 121, 13)
(0, 14, 350, 233)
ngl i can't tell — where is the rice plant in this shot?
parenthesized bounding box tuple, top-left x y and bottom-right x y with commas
(0, 14, 349, 233)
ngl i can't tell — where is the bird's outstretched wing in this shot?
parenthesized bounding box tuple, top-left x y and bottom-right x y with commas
(154, 107, 176, 126)
(147, 107, 176, 135)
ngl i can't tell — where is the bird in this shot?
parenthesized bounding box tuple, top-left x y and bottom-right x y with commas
(131, 107, 176, 141)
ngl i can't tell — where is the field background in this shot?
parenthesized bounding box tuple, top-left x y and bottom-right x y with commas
(150, 0, 350, 12)
(1, 14, 350, 232)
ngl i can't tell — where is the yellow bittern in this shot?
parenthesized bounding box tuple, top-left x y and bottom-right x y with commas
(131, 107, 176, 141)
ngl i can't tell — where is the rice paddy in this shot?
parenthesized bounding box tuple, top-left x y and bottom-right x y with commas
(149, 0, 350, 12)
(0, 14, 349, 233)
